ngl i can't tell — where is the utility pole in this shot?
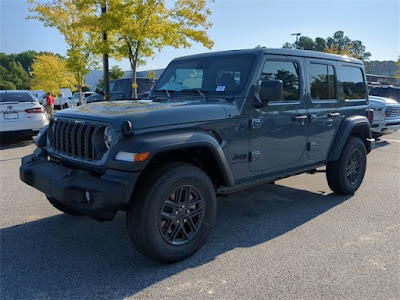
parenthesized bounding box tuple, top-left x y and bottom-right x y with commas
(291, 33, 301, 49)
(102, 4, 110, 101)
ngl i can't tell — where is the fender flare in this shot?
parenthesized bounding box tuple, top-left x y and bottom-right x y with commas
(111, 128, 235, 187)
(328, 116, 372, 161)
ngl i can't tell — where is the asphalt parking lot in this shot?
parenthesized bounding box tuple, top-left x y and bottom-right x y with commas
(1, 132, 399, 299)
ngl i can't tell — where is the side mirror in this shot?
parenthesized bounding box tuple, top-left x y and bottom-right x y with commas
(260, 80, 283, 102)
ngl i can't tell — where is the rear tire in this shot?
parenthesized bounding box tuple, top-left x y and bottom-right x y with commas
(326, 137, 367, 195)
(126, 163, 216, 263)
(47, 196, 83, 216)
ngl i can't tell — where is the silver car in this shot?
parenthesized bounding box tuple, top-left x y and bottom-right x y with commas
(369, 95, 400, 137)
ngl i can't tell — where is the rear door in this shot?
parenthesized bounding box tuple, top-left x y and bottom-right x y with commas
(305, 59, 341, 161)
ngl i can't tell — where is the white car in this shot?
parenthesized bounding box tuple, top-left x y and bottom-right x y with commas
(0, 90, 49, 136)
(65, 92, 95, 108)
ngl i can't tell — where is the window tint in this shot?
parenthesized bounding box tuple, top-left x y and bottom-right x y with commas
(0, 92, 35, 102)
(310, 64, 336, 100)
(341, 66, 366, 100)
(261, 61, 299, 101)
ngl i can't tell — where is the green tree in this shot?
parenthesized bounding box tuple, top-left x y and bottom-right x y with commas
(282, 31, 371, 60)
(28, 0, 98, 104)
(75, 0, 214, 98)
(325, 31, 371, 60)
(96, 65, 125, 90)
(283, 36, 326, 51)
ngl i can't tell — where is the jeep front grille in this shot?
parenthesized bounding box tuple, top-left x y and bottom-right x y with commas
(385, 106, 400, 118)
(49, 119, 106, 161)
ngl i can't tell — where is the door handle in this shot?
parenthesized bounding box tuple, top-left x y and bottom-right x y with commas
(327, 112, 341, 119)
(292, 115, 308, 122)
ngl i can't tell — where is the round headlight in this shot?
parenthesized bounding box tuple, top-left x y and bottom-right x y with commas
(104, 127, 113, 149)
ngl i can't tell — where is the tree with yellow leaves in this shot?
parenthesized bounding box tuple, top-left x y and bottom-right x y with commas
(28, 0, 98, 105)
(75, 0, 214, 98)
(324, 45, 361, 59)
(31, 54, 76, 108)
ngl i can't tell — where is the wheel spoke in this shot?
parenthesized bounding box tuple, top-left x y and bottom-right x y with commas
(159, 185, 205, 245)
(169, 223, 181, 242)
(160, 211, 175, 221)
(188, 207, 203, 218)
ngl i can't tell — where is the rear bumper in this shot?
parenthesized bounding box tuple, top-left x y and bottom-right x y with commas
(0, 118, 48, 133)
(20, 153, 140, 221)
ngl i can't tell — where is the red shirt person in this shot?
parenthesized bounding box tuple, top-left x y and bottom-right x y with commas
(45, 92, 55, 118)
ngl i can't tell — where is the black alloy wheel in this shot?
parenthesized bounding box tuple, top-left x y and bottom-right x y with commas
(159, 185, 205, 245)
(346, 148, 362, 185)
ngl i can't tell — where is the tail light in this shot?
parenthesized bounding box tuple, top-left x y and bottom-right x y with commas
(366, 108, 374, 124)
(25, 107, 45, 114)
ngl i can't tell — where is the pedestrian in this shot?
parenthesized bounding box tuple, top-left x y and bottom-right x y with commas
(46, 92, 54, 119)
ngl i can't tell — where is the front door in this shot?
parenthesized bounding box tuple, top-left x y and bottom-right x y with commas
(250, 57, 308, 172)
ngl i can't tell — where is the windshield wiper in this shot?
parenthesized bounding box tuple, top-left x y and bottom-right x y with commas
(181, 89, 208, 99)
(154, 89, 175, 98)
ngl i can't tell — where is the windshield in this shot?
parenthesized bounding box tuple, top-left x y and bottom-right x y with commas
(0, 92, 35, 102)
(110, 79, 130, 93)
(153, 54, 256, 95)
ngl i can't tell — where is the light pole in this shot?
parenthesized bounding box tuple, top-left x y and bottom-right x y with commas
(291, 33, 301, 49)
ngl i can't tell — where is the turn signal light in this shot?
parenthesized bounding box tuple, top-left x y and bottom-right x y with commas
(134, 152, 150, 162)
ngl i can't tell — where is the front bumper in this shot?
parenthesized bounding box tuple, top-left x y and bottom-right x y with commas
(370, 119, 400, 135)
(20, 153, 140, 221)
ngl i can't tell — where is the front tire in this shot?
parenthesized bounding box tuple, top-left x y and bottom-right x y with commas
(126, 163, 217, 263)
(326, 137, 367, 195)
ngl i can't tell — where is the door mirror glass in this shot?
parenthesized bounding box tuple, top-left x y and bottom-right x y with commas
(260, 80, 283, 102)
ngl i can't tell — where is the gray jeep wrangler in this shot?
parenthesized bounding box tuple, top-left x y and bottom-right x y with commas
(20, 49, 374, 263)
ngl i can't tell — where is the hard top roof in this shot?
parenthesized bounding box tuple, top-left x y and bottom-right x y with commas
(173, 48, 363, 64)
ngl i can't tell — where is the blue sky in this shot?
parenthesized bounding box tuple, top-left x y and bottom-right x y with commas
(1, 0, 399, 71)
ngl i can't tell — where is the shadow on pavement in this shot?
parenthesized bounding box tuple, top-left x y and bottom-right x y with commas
(374, 140, 390, 149)
(1, 183, 351, 299)
(0, 134, 36, 150)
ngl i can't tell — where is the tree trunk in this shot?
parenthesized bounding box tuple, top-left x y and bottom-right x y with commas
(132, 61, 137, 99)
(78, 83, 82, 106)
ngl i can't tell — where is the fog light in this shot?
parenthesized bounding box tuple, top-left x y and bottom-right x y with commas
(85, 191, 93, 203)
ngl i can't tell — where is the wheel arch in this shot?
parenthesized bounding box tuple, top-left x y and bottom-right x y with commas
(129, 129, 235, 189)
(328, 116, 373, 161)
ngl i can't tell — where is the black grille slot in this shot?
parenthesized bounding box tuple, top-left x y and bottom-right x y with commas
(49, 119, 105, 161)
(385, 106, 400, 118)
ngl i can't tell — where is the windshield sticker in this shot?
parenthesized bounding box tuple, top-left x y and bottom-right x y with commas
(216, 86, 226, 92)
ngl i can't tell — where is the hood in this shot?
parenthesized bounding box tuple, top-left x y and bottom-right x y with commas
(53, 100, 227, 131)
(369, 95, 400, 107)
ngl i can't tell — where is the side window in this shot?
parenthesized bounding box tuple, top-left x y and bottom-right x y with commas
(341, 66, 366, 100)
(261, 60, 300, 101)
(310, 64, 336, 100)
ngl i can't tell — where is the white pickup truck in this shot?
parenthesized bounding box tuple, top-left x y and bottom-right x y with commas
(65, 92, 95, 108)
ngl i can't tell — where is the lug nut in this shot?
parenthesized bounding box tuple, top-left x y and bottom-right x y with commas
(176, 220, 180, 224)
(175, 211, 178, 215)
(181, 205, 185, 208)
(186, 210, 190, 214)
(183, 219, 187, 223)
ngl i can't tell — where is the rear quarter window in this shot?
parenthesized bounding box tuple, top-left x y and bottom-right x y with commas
(340, 66, 367, 100)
